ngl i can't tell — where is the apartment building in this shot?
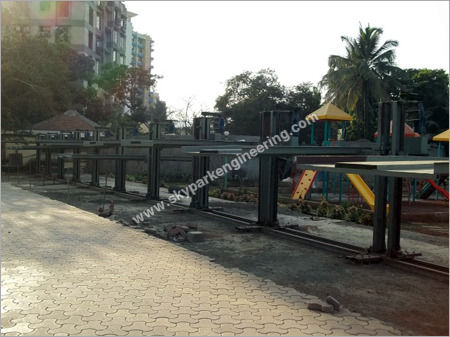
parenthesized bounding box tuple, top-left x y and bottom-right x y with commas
(3, 1, 141, 73)
(3, 1, 156, 110)
(130, 31, 156, 108)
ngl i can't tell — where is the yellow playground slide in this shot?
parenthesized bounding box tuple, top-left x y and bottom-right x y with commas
(291, 171, 375, 210)
(345, 174, 375, 210)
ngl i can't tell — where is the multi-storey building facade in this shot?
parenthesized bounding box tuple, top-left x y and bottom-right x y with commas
(3, 1, 156, 110)
(131, 31, 155, 108)
(3, 1, 151, 74)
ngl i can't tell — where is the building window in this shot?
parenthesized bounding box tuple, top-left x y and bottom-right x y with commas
(40, 2, 51, 11)
(88, 31, 94, 50)
(113, 51, 117, 63)
(39, 26, 51, 38)
(55, 26, 70, 43)
(56, 2, 70, 17)
(96, 13, 102, 30)
(89, 7, 94, 26)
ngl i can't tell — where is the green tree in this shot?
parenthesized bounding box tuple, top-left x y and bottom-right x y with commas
(94, 63, 157, 125)
(215, 69, 285, 135)
(321, 24, 400, 139)
(396, 69, 449, 135)
(282, 83, 321, 144)
(132, 98, 168, 127)
(1, 35, 75, 130)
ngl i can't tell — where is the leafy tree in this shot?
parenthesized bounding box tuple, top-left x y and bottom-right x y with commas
(215, 69, 285, 135)
(94, 63, 158, 127)
(131, 97, 168, 127)
(321, 24, 400, 139)
(1, 35, 74, 130)
(396, 68, 449, 135)
(282, 83, 321, 144)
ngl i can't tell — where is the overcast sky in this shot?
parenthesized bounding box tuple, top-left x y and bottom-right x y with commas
(125, 1, 449, 115)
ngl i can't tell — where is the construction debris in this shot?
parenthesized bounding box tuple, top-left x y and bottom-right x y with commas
(307, 301, 335, 313)
(346, 253, 383, 264)
(98, 200, 114, 218)
(326, 295, 341, 312)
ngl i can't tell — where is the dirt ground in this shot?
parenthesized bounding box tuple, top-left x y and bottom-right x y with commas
(6, 176, 449, 336)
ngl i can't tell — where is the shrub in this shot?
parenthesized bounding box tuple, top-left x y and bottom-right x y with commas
(299, 201, 313, 214)
(317, 197, 329, 217)
(360, 213, 373, 226)
(330, 205, 346, 219)
(346, 205, 360, 222)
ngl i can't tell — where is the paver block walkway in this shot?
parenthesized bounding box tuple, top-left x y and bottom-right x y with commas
(1, 183, 401, 336)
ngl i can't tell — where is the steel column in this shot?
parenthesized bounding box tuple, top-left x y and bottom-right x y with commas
(372, 102, 390, 252)
(72, 132, 81, 182)
(91, 130, 100, 186)
(190, 118, 210, 209)
(45, 149, 51, 176)
(257, 111, 280, 226)
(387, 177, 402, 256)
(57, 149, 64, 179)
(387, 102, 404, 256)
(147, 124, 161, 200)
(114, 128, 126, 192)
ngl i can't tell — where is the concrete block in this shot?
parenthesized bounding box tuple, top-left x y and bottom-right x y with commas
(321, 304, 335, 313)
(187, 231, 204, 243)
(307, 303, 322, 311)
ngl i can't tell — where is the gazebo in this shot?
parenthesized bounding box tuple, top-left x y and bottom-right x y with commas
(304, 103, 353, 200)
(432, 129, 449, 156)
(305, 102, 353, 145)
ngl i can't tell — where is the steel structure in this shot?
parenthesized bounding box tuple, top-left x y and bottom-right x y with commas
(5, 103, 449, 263)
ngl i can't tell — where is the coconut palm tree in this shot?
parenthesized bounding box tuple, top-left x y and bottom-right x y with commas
(321, 25, 399, 139)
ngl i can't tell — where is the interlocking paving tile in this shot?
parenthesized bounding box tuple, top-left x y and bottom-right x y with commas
(1, 183, 402, 336)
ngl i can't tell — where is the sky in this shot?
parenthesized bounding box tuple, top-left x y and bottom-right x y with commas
(125, 1, 449, 116)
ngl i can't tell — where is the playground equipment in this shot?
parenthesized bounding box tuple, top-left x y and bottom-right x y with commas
(417, 129, 450, 200)
(291, 103, 376, 208)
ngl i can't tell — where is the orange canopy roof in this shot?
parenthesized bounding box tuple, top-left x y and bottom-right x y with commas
(374, 122, 420, 138)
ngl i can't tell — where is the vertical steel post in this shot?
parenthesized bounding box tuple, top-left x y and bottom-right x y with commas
(36, 146, 41, 174)
(387, 101, 404, 256)
(190, 118, 210, 209)
(257, 111, 280, 226)
(147, 123, 161, 200)
(45, 149, 51, 176)
(114, 128, 126, 192)
(56, 133, 64, 179)
(57, 151, 64, 179)
(72, 132, 81, 182)
(372, 102, 390, 253)
(91, 130, 100, 186)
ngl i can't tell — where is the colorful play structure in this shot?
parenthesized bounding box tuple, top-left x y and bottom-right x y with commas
(291, 103, 449, 206)
(291, 103, 376, 208)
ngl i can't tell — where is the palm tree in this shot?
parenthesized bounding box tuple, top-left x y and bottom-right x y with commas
(321, 25, 399, 139)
